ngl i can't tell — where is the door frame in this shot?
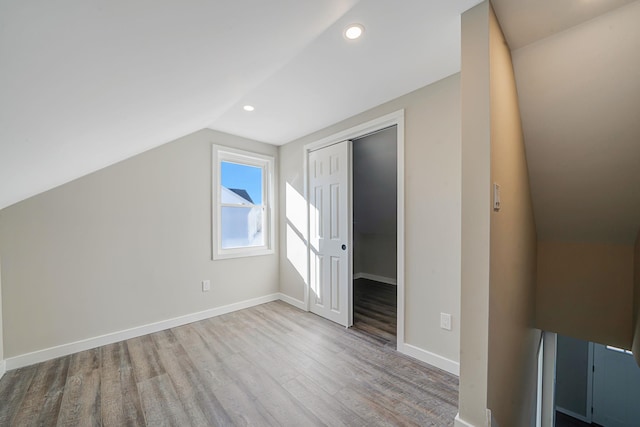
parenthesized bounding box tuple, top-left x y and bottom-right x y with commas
(303, 110, 405, 347)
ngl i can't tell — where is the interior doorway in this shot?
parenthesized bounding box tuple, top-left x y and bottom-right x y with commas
(554, 334, 640, 427)
(303, 110, 405, 349)
(351, 127, 398, 345)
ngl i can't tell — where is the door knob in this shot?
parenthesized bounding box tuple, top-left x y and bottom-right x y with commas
(341, 244, 347, 250)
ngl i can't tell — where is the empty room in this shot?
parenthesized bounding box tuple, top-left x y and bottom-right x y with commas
(1, 1, 639, 426)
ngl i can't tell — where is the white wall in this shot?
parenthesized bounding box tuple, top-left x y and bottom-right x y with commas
(279, 74, 461, 365)
(458, 2, 491, 425)
(353, 127, 397, 281)
(0, 129, 279, 360)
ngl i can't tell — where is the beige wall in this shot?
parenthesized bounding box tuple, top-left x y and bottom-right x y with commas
(279, 74, 462, 364)
(536, 240, 634, 349)
(458, 2, 491, 425)
(487, 5, 540, 426)
(633, 230, 640, 364)
(0, 129, 279, 358)
(458, 3, 540, 426)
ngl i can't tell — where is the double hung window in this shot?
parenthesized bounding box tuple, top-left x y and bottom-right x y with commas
(212, 145, 274, 259)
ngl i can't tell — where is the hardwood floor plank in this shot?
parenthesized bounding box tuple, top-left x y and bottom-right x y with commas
(347, 373, 453, 427)
(127, 335, 165, 383)
(152, 329, 233, 426)
(190, 320, 236, 358)
(243, 327, 332, 388)
(197, 361, 280, 426)
(353, 278, 397, 345)
(56, 348, 101, 427)
(0, 365, 38, 425)
(240, 307, 355, 396)
(100, 341, 146, 427)
(282, 376, 368, 427)
(334, 385, 420, 427)
(11, 356, 70, 426)
(219, 352, 324, 427)
(173, 320, 280, 426)
(137, 374, 190, 427)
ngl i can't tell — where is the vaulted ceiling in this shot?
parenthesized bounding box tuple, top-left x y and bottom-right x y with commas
(0, 0, 481, 209)
(1, 0, 638, 244)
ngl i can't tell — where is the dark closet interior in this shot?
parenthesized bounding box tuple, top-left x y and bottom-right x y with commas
(352, 126, 398, 344)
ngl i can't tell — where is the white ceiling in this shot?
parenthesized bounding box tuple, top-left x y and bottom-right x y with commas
(2, 0, 637, 245)
(0, 0, 481, 210)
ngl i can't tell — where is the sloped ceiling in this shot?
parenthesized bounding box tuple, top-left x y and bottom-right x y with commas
(493, 0, 640, 243)
(0, 0, 481, 210)
(492, 0, 637, 49)
(4, 0, 637, 245)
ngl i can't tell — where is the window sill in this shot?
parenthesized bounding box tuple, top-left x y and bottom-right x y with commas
(213, 247, 275, 260)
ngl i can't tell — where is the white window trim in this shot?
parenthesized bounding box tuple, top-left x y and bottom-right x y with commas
(212, 145, 275, 260)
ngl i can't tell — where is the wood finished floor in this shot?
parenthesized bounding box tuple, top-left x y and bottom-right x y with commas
(0, 300, 458, 426)
(352, 278, 397, 346)
(555, 411, 601, 427)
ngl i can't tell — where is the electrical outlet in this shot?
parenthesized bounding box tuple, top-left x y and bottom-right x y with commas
(440, 313, 452, 331)
(202, 280, 211, 292)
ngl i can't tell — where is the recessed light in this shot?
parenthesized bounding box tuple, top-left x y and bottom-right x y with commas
(344, 24, 365, 40)
(243, 105, 255, 112)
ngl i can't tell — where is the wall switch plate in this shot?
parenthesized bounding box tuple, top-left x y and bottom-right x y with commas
(202, 280, 211, 292)
(440, 313, 452, 331)
(493, 183, 501, 211)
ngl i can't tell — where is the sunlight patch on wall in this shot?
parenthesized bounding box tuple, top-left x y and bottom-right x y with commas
(286, 183, 307, 240)
(286, 223, 307, 283)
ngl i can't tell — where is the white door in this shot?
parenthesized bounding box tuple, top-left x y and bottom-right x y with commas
(592, 343, 640, 426)
(308, 140, 351, 327)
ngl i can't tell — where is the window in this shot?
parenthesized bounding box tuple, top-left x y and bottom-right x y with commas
(212, 145, 274, 259)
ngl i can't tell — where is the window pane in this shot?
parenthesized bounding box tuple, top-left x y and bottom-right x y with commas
(221, 161, 262, 205)
(221, 206, 264, 249)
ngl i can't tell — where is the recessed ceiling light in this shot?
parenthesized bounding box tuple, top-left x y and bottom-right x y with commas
(243, 105, 255, 112)
(344, 24, 365, 40)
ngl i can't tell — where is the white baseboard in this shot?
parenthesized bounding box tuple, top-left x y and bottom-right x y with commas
(5, 293, 281, 370)
(353, 272, 397, 286)
(277, 292, 306, 310)
(453, 409, 493, 427)
(454, 413, 477, 427)
(0, 360, 6, 379)
(401, 343, 460, 376)
(557, 406, 589, 423)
